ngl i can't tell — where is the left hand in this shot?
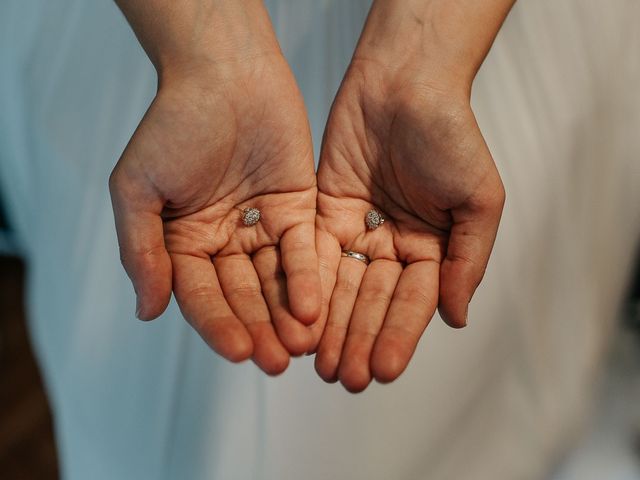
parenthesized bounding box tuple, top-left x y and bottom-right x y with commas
(311, 57, 505, 392)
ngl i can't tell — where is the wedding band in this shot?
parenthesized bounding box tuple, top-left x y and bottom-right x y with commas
(365, 209, 385, 230)
(241, 207, 261, 226)
(341, 250, 370, 265)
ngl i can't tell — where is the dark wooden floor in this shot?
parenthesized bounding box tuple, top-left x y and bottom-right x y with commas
(0, 256, 59, 479)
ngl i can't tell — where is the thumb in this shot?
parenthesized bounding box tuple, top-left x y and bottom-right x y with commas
(109, 167, 172, 320)
(438, 184, 504, 328)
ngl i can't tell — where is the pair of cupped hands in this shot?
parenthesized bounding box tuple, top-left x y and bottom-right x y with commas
(109, 25, 504, 393)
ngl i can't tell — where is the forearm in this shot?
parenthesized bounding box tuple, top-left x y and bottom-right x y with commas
(354, 0, 515, 95)
(114, 0, 280, 79)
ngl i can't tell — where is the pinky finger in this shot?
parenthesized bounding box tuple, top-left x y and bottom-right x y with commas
(371, 260, 439, 383)
(172, 253, 253, 362)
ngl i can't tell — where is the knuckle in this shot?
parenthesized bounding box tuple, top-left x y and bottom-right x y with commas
(347, 325, 378, 339)
(487, 179, 506, 210)
(325, 320, 348, 332)
(229, 282, 262, 299)
(358, 287, 392, 306)
(176, 285, 221, 308)
(333, 276, 360, 294)
(119, 244, 166, 269)
(183, 285, 220, 301)
(254, 245, 278, 259)
(287, 266, 317, 280)
(394, 287, 434, 308)
(448, 252, 477, 268)
(318, 254, 333, 271)
(384, 323, 421, 339)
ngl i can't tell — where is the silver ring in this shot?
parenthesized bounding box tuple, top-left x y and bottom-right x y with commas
(365, 209, 385, 230)
(341, 250, 370, 265)
(241, 207, 261, 226)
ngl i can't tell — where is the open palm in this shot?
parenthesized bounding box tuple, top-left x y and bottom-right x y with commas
(109, 54, 320, 375)
(312, 59, 505, 392)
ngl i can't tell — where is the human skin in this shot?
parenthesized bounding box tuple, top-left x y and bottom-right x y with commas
(312, 0, 514, 392)
(109, 0, 512, 388)
(109, 0, 321, 375)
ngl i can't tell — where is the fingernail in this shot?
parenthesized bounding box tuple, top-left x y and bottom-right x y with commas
(463, 304, 469, 326)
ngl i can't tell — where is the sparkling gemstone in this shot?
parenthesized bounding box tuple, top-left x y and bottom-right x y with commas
(365, 209, 385, 230)
(242, 207, 261, 226)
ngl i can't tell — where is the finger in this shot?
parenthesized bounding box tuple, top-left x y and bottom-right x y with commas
(307, 229, 341, 354)
(315, 254, 367, 383)
(109, 169, 172, 320)
(438, 184, 505, 328)
(253, 247, 312, 357)
(338, 260, 402, 393)
(371, 260, 439, 383)
(171, 253, 253, 362)
(280, 222, 322, 325)
(214, 253, 290, 375)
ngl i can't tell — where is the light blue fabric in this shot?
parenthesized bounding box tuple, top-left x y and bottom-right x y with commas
(0, 1, 639, 479)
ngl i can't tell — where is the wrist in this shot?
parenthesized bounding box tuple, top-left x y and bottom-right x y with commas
(117, 0, 281, 84)
(159, 6, 281, 80)
(353, 0, 514, 97)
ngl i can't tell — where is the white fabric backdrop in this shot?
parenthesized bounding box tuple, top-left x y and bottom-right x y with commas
(0, 1, 639, 479)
